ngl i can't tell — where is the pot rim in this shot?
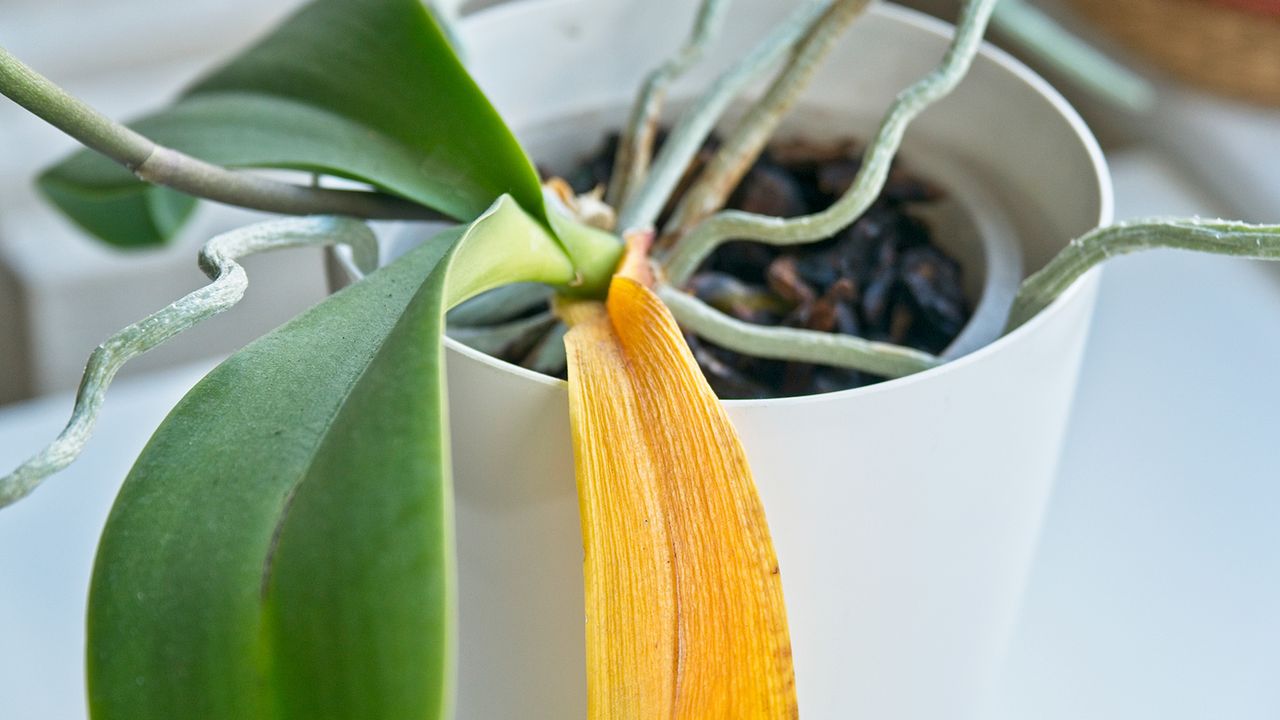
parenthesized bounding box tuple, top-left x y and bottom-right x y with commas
(435, 0, 1114, 408)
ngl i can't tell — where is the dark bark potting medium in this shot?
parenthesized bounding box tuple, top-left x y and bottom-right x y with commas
(451, 132, 972, 400)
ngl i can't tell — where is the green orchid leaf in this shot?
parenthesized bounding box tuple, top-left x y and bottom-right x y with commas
(88, 196, 572, 720)
(40, 0, 546, 247)
(38, 172, 196, 249)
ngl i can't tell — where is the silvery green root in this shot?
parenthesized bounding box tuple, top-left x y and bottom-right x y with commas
(664, 218, 1280, 380)
(646, 0, 997, 376)
(659, 0, 1000, 286)
(616, 0, 834, 231)
(662, 0, 873, 241)
(644, 0, 1275, 380)
(658, 285, 942, 378)
(0, 216, 377, 507)
(606, 0, 733, 208)
(1005, 218, 1280, 331)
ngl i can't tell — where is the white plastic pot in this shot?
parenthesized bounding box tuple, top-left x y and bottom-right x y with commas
(336, 1, 1112, 717)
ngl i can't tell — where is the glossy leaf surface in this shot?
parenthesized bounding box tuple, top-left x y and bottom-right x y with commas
(40, 0, 545, 246)
(88, 196, 572, 720)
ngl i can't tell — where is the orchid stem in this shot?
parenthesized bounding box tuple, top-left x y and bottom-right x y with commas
(660, 0, 872, 246)
(657, 284, 940, 378)
(606, 0, 733, 209)
(615, 0, 833, 232)
(0, 217, 377, 507)
(661, 0, 999, 287)
(0, 45, 442, 221)
(1006, 218, 1280, 332)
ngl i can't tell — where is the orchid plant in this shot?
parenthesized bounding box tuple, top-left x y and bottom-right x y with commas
(1, 0, 1276, 717)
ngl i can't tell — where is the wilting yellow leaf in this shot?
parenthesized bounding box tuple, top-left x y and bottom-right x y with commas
(562, 243, 797, 718)
(562, 299, 678, 717)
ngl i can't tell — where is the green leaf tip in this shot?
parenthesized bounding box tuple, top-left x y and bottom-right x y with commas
(87, 233, 459, 720)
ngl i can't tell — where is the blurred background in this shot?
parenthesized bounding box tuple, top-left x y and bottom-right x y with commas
(1, 0, 1277, 718)
(2, 0, 1276, 403)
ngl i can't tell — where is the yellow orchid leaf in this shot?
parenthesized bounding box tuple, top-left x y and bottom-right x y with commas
(562, 299, 678, 716)
(562, 252, 797, 718)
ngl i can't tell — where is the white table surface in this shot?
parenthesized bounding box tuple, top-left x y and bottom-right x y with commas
(993, 152, 1280, 719)
(1, 150, 1277, 718)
